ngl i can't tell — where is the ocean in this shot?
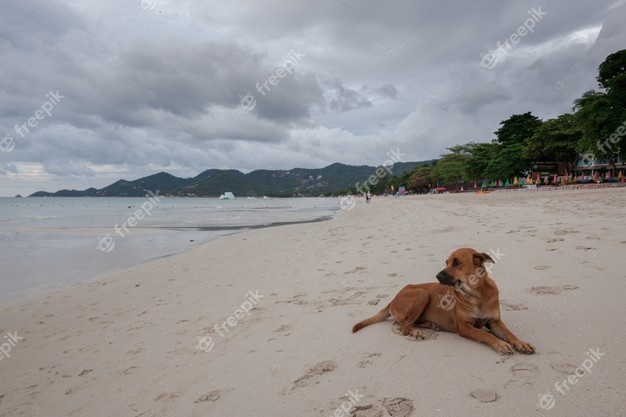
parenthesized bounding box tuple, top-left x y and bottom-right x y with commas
(0, 196, 340, 303)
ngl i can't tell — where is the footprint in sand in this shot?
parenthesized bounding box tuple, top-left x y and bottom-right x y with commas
(470, 390, 499, 403)
(500, 302, 528, 311)
(554, 230, 579, 236)
(357, 353, 382, 368)
(345, 267, 367, 275)
(154, 392, 178, 401)
(292, 361, 337, 389)
(382, 397, 414, 417)
(352, 404, 383, 417)
(274, 324, 291, 334)
(121, 366, 138, 376)
(545, 352, 579, 375)
(547, 238, 564, 243)
(527, 285, 578, 295)
(575, 246, 596, 251)
(194, 388, 234, 403)
(534, 265, 551, 271)
(504, 362, 540, 388)
(268, 324, 292, 341)
(391, 326, 438, 341)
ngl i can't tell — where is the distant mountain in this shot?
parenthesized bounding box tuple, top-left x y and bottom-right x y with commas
(29, 161, 434, 197)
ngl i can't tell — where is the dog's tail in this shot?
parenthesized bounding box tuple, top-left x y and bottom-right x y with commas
(352, 303, 391, 333)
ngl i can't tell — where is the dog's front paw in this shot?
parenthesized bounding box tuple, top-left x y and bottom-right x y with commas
(513, 340, 535, 354)
(493, 340, 515, 355)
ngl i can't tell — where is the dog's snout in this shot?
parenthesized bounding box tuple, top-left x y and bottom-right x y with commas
(437, 270, 452, 285)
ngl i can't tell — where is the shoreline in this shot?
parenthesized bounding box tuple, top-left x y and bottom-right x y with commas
(1, 188, 625, 416)
(0, 211, 338, 306)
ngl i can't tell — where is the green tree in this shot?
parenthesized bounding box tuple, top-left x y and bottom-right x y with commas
(597, 49, 626, 91)
(432, 146, 470, 185)
(494, 112, 543, 146)
(573, 90, 618, 156)
(524, 113, 582, 170)
(407, 165, 434, 193)
(463, 142, 498, 181)
(574, 49, 626, 159)
(485, 142, 527, 180)
(483, 112, 543, 179)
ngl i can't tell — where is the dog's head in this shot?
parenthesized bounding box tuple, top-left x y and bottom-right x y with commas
(436, 248, 494, 295)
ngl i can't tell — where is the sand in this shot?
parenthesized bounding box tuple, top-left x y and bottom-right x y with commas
(1, 188, 625, 417)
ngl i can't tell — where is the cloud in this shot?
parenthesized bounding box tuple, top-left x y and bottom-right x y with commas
(327, 80, 372, 112)
(374, 84, 399, 99)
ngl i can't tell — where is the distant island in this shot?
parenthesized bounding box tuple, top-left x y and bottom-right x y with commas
(29, 161, 432, 198)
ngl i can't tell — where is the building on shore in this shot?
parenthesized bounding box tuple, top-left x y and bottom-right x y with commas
(572, 153, 625, 179)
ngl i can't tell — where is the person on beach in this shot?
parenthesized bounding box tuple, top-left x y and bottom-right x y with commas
(366, 191, 371, 203)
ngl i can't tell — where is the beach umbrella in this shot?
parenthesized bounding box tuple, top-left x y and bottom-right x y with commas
(498, 180, 503, 187)
(544, 176, 549, 184)
(473, 182, 477, 188)
(593, 172, 598, 181)
(606, 171, 611, 179)
(505, 179, 510, 186)
(521, 178, 526, 185)
(553, 174, 558, 184)
(536, 173, 541, 183)
(481, 180, 487, 188)
(513, 176, 518, 185)
(490, 180, 495, 187)
(619, 171, 624, 180)
(526, 176, 532, 185)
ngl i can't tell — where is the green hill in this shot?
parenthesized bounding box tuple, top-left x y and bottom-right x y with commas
(29, 161, 432, 197)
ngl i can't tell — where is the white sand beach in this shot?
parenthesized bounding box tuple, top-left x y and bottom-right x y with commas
(1, 189, 625, 417)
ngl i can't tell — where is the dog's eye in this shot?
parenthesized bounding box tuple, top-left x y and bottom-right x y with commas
(452, 258, 460, 267)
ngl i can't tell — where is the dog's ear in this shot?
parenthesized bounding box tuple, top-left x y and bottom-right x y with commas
(473, 252, 495, 265)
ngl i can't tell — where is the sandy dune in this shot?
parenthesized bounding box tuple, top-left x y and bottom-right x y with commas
(1, 189, 625, 416)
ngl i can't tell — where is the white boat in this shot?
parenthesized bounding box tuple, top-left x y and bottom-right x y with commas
(218, 192, 236, 200)
(262, 196, 271, 200)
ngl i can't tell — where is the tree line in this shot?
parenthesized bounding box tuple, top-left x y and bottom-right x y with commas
(369, 49, 626, 194)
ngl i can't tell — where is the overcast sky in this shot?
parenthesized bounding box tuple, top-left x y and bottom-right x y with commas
(1, 0, 625, 196)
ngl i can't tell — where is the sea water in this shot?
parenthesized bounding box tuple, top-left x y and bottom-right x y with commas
(0, 196, 339, 303)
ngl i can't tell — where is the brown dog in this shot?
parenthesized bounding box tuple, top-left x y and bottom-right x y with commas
(352, 248, 534, 354)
